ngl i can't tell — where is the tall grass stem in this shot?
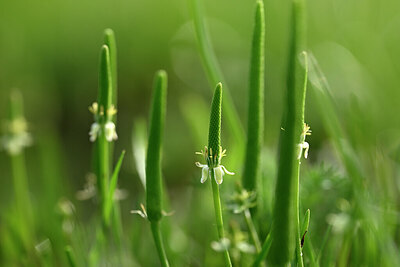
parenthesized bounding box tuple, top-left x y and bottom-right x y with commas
(242, 0, 265, 193)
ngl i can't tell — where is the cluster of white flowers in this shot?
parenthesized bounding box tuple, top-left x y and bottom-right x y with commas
(1, 118, 32, 155)
(88, 102, 118, 142)
(195, 146, 234, 185)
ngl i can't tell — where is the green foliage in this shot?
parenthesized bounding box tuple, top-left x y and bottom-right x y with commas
(1, 1, 400, 266)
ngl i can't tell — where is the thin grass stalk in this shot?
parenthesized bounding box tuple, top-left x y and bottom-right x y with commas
(268, 0, 307, 265)
(207, 83, 232, 267)
(96, 45, 113, 212)
(103, 28, 124, 246)
(253, 232, 272, 267)
(146, 70, 169, 267)
(150, 222, 169, 267)
(64, 246, 77, 267)
(189, 0, 245, 157)
(242, 0, 265, 193)
(89, 44, 119, 266)
(244, 209, 262, 253)
(103, 29, 117, 110)
(7, 90, 33, 250)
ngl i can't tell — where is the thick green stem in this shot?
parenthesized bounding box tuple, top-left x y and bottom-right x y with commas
(150, 222, 170, 267)
(269, 0, 307, 265)
(210, 172, 232, 267)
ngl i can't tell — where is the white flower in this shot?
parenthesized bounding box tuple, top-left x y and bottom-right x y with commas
(195, 162, 234, 185)
(89, 122, 100, 142)
(105, 121, 118, 142)
(297, 123, 311, 160)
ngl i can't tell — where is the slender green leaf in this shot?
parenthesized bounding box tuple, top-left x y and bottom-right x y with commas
(242, 0, 265, 193)
(103, 150, 126, 226)
(269, 0, 307, 264)
(146, 70, 167, 222)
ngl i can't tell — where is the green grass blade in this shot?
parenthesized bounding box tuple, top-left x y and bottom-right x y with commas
(301, 209, 310, 240)
(65, 246, 77, 267)
(252, 232, 272, 267)
(145, 70, 169, 266)
(97, 45, 113, 116)
(103, 150, 126, 226)
(6, 90, 34, 250)
(96, 45, 113, 207)
(269, 0, 307, 264)
(146, 70, 167, 222)
(242, 0, 265, 193)
(103, 29, 117, 109)
(189, 0, 245, 159)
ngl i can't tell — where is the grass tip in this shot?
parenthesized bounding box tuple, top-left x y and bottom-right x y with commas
(104, 28, 115, 36)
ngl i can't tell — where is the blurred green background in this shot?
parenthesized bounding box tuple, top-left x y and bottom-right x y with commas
(1, 0, 400, 265)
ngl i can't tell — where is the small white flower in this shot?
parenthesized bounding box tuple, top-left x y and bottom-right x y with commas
(89, 122, 100, 142)
(195, 162, 209, 183)
(195, 161, 234, 185)
(105, 121, 118, 142)
(214, 165, 235, 184)
(297, 123, 311, 160)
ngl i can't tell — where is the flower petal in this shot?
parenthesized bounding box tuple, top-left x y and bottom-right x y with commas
(303, 142, 309, 159)
(195, 162, 207, 168)
(297, 143, 303, 160)
(89, 122, 100, 142)
(105, 122, 118, 142)
(201, 166, 209, 183)
(213, 166, 224, 185)
(221, 165, 235, 175)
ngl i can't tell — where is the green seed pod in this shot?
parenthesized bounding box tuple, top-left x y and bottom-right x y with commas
(146, 70, 168, 222)
(208, 82, 222, 167)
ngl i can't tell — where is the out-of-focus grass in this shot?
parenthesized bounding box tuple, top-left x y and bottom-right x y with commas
(1, 0, 400, 266)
